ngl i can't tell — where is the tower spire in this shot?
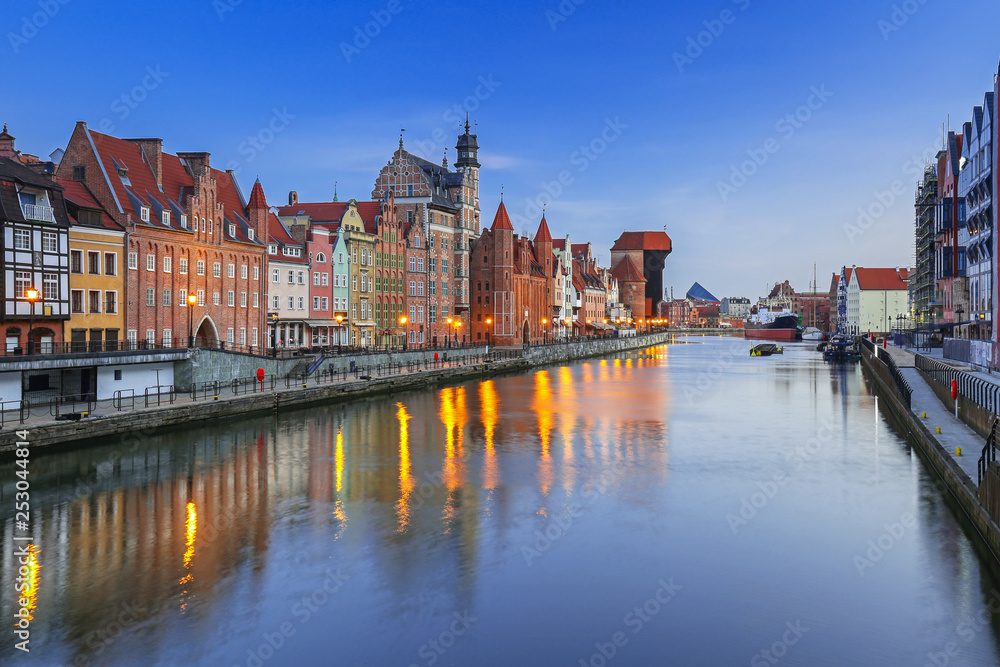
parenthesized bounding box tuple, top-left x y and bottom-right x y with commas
(333, 180, 339, 202)
(465, 112, 470, 134)
(399, 128, 405, 151)
(442, 148, 448, 168)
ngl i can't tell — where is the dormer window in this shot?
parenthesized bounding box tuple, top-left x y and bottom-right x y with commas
(248, 228, 255, 241)
(140, 207, 149, 222)
(162, 211, 170, 225)
(269, 244, 278, 255)
(229, 224, 236, 238)
(181, 214, 188, 229)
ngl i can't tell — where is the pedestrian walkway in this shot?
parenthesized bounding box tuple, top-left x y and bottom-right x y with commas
(881, 343, 985, 482)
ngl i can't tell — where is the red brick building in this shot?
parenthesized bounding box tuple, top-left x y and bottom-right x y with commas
(58, 123, 267, 350)
(610, 231, 672, 317)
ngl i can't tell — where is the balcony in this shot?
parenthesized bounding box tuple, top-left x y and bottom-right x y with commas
(21, 203, 55, 223)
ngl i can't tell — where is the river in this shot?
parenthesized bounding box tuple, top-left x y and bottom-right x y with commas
(2, 336, 999, 666)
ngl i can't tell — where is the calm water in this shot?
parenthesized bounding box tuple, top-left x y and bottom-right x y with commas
(3, 336, 1000, 666)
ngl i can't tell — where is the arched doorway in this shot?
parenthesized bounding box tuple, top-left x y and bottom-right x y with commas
(194, 316, 219, 347)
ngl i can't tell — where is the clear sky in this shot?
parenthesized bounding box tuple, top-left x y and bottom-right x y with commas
(4, 0, 1000, 301)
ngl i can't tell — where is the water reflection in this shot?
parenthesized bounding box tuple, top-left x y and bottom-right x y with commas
(1, 341, 999, 665)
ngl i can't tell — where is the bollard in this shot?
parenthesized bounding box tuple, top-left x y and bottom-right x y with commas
(922, 411, 926, 418)
(956, 447, 962, 456)
(936, 426, 941, 434)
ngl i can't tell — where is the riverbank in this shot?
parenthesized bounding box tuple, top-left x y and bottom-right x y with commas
(860, 343, 1000, 567)
(2, 331, 675, 454)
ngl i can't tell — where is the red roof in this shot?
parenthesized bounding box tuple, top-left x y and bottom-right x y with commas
(491, 201, 513, 230)
(612, 231, 672, 252)
(248, 179, 268, 209)
(610, 255, 646, 283)
(552, 239, 566, 250)
(854, 267, 910, 291)
(55, 177, 121, 230)
(534, 216, 552, 244)
(275, 200, 383, 225)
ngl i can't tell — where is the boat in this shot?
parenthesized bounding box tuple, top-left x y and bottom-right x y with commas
(744, 311, 802, 341)
(822, 336, 860, 362)
(751, 343, 783, 356)
(802, 327, 824, 341)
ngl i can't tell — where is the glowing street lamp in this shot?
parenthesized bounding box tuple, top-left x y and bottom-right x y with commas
(187, 293, 198, 347)
(25, 288, 38, 355)
(400, 315, 408, 350)
(336, 314, 344, 353)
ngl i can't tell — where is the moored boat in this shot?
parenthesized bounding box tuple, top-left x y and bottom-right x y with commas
(744, 313, 802, 341)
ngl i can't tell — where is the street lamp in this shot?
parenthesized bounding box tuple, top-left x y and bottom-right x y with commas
(542, 318, 548, 345)
(447, 317, 453, 348)
(400, 315, 408, 351)
(485, 317, 492, 351)
(25, 288, 38, 355)
(564, 317, 571, 341)
(336, 314, 343, 353)
(188, 293, 198, 347)
(454, 320, 462, 346)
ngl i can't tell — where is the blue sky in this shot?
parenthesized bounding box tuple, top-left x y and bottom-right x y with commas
(4, 0, 1000, 300)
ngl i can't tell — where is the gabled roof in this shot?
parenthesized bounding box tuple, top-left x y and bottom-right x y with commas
(248, 179, 268, 209)
(491, 201, 513, 230)
(611, 255, 646, 283)
(0, 156, 70, 226)
(612, 231, 672, 252)
(275, 200, 383, 227)
(854, 267, 910, 291)
(686, 282, 719, 302)
(552, 238, 566, 250)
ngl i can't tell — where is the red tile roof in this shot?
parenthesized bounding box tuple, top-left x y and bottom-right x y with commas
(275, 200, 383, 224)
(610, 255, 646, 283)
(491, 201, 513, 230)
(612, 231, 672, 252)
(534, 216, 552, 244)
(248, 179, 268, 209)
(552, 239, 566, 250)
(56, 177, 121, 230)
(854, 267, 910, 291)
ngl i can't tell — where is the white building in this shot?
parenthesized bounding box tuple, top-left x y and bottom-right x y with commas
(846, 267, 911, 334)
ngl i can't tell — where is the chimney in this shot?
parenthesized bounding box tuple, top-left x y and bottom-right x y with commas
(131, 138, 163, 189)
(0, 124, 15, 159)
(288, 190, 298, 206)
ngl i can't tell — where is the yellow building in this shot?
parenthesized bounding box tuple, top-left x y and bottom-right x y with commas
(339, 200, 377, 347)
(59, 180, 126, 350)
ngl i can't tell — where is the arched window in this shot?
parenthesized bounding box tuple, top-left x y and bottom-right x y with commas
(316, 252, 326, 263)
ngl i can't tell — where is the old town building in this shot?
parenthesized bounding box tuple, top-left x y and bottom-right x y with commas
(57, 123, 267, 350)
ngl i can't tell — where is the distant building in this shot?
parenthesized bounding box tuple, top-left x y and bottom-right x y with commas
(610, 231, 672, 317)
(958, 92, 993, 342)
(846, 267, 911, 334)
(935, 131, 965, 327)
(721, 297, 750, 318)
(913, 166, 937, 326)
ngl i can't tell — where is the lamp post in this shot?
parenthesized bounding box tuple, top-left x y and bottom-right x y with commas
(564, 317, 571, 341)
(25, 288, 38, 355)
(336, 314, 343, 353)
(541, 318, 548, 345)
(485, 317, 492, 353)
(400, 315, 408, 351)
(188, 293, 198, 347)
(454, 319, 462, 346)
(446, 317, 452, 348)
(955, 305, 964, 339)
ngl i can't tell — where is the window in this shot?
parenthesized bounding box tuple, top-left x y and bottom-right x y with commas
(43, 273, 57, 300)
(197, 289, 205, 306)
(163, 288, 172, 306)
(146, 254, 155, 271)
(89, 290, 101, 313)
(241, 265, 248, 279)
(162, 211, 170, 226)
(42, 231, 57, 253)
(351, 248, 357, 264)
(163, 256, 172, 273)
(288, 270, 295, 284)
(417, 305, 424, 323)
(71, 290, 84, 313)
(71, 250, 83, 273)
(252, 328, 259, 346)
(313, 296, 321, 310)
(352, 303, 357, 319)
(106, 253, 118, 276)
(338, 252, 344, 263)
(298, 296, 305, 310)
(269, 244, 278, 255)
(313, 272, 321, 286)
(181, 214, 188, 229)
(178, 257, 187, 274)
(146, 288, 155, 307)
(179, 289, 188, 306)
(442, 259, 449, 273)
(429, 305, 437, 323)
(197, 260, 205, 276)
(409, 257, 416, 272)
(105, 291, 117, 314)
(86, 251, 100, 275)
(146, 329, 156, 346)
(208, 219, 213, 234)
(288, 296, 295, 310)
(297, 271, 304, 285)
(321, 297, 328, 310)
(140, 207, 149, 222)
(128, 252, 137, 270)
(352, 275, 358, 292)
(429, 258, 437, 272)
(253, 266, 259, 281)
(248, 229, 255, 241)
(213, 262, 221, 278)
(240, 292, 247, 307)
(229, 224, 236, 238)
(127, 330, 137, 346)
(273, 295, 280, 309)
(227, 290, 235, 307)
(429, 281, 437, 296)
(240, 328, 247, 346)
(212, 291, 219, 306)
(73, 165, 86, 181)
(321, 273, 329, 287)
(418, 281, 424, 297)
(228, 263, 235, 278)
(409, 281, 416, 296)
(163, 329, 172, 346)
(253, 293, 259, 308)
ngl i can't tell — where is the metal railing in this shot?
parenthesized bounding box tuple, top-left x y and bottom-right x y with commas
(875, 345, 912, 409)
(21, 203, 55, 222)
(979, 419, 999, 485)
(915, 354, 1000, 418)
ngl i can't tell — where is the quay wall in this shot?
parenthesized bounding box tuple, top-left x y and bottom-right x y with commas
(860, 346, 1000, 566)
(2, 332, 674, 454)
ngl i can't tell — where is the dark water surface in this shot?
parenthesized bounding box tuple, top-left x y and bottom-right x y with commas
(3, 336, 1000, 666)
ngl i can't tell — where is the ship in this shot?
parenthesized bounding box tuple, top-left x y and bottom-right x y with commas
(744, 311, 802, 341)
